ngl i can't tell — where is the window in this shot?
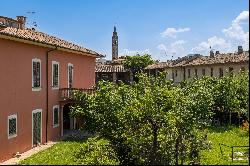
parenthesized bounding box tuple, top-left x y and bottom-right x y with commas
(52, 61, 59, 89)
(175, 70, 177, 77)
(229, 67, 233, 75)
(219, 68, 223, 77)
(53, 105, 59, 128)
(8, 114, 17, 139)
(188, 69, 191, 78)
(211, 68, 213, 77)
(68, 63, 73, 88)
(202, 69, 205, 76)
(240, 67, 245, 72)
(32, 58, 41, 91)
(195, 69, 198, 77)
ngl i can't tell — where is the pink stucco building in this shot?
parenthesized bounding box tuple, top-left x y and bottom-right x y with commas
(0, 16, 101, 162)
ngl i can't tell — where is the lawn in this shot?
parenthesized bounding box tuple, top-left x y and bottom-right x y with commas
(200, 125, 249, 165)
(19, 126, 249, 165)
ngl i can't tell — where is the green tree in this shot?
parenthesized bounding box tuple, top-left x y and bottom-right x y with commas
(70, 72, 213, 165)
(123, 54, 154, 82)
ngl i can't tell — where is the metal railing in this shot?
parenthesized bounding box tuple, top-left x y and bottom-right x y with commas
(219, 143, 249, 162)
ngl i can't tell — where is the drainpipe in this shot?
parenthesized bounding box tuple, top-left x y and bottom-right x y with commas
(46, 46, 57, 143)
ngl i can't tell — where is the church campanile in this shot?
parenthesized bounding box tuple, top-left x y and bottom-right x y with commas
(112, 26, 118, 60)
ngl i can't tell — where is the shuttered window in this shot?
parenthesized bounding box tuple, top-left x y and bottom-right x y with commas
(195, 69, 198, 77)
(53, 105, 59, 128)
(219, 68, 223, 77)
(52, 61, 59, 89)
(8, 114, 17, 139)
(202, 69, 205, 76)
(32, 59, 41, 90)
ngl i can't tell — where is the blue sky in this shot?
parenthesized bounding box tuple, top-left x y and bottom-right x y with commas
(1, 0, 249, 61)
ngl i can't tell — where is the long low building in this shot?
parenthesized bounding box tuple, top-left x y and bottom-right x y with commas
(145, 46, 249, 83)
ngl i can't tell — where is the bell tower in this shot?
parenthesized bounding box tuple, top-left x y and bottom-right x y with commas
(112, 26, 118, 60)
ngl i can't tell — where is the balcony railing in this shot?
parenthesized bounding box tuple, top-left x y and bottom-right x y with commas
(59, 88, 95, 101)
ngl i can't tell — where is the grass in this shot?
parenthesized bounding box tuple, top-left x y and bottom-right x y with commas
(19, 138, 87, 165)
(200, 125, 249, 165)
(19, 126, 249, 165)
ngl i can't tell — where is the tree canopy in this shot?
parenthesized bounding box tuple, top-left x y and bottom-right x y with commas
(123, 54, 154, 73)
(70, 71, 237, 164)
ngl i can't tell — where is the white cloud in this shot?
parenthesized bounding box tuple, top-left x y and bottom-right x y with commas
(170, 40, 186, 47)
(192, 11, 249, 55)
(222, 10, 249, 49)
(157, 40, 187, 58)
(161, 27, 190, 38)
(233, 10, 249, 24)
(192, 36, 231, 53)
(119, 48, 151, 56)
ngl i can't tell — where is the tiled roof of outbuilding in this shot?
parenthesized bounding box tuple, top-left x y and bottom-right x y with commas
(0, 27, 101, 57)
(145, 61, 173, 70)
(96, 64, 128, 73)
(182, 51, 249, 66)
(145, 51, 249, 70)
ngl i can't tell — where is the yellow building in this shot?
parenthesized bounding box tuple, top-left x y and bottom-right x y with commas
(146, 46, 249, 83)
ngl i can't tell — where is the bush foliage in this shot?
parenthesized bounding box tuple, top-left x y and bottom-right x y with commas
(70, 71, 249, 165)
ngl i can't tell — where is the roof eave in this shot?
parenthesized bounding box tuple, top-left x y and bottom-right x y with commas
(0, 33, 101, 58)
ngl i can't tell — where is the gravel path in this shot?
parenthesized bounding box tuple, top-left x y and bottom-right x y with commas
(0, 141, 58, 165)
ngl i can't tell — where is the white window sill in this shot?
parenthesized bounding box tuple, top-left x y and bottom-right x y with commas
(32, 87, 41, 91)
(8, 134, 17, 139)
(52, 86, 59, 90)
(53, 124, 59, 128)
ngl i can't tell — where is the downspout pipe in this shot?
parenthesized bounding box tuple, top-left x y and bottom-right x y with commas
(46, 46, 57, 143)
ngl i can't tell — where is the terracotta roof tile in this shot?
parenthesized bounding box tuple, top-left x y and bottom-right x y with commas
(145, 51, 249, 70)
(0, 27, 101, 56)
(145, 61, 173, 70)
(182, 51, 249, 66)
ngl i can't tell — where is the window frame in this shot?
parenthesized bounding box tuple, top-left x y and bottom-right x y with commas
(8, 114, 17, 139)
(32, 58, 42, 91)
(202, 68, 205, 76)
(240, 67, 245, 73)
(32, 109, 42, 147)
(219, 68, 223, 77)
(188, 69, 191, 78)
(68, 63, 74, 88)
(195, 69, 198, 77)
(52, 61, 60, 89)
(53, 105, 60, 128)
(229, 67, 234, 75)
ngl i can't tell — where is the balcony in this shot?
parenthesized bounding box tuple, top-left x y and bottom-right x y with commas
(59, 88, 95, 102)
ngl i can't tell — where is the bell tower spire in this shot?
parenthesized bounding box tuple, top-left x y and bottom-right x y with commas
(112, 26, 118, 60)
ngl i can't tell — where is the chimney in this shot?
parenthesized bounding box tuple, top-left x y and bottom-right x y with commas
(210, 50, 214, 57)
(16, 16, 26, 30)
(238, 46, 243, 54)
(215, 51, 220, 55)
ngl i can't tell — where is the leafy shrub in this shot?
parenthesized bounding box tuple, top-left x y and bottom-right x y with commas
(74, 137, 120, 165)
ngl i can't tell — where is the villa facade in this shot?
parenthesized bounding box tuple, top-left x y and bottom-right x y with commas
(0, 16, 100, 162)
